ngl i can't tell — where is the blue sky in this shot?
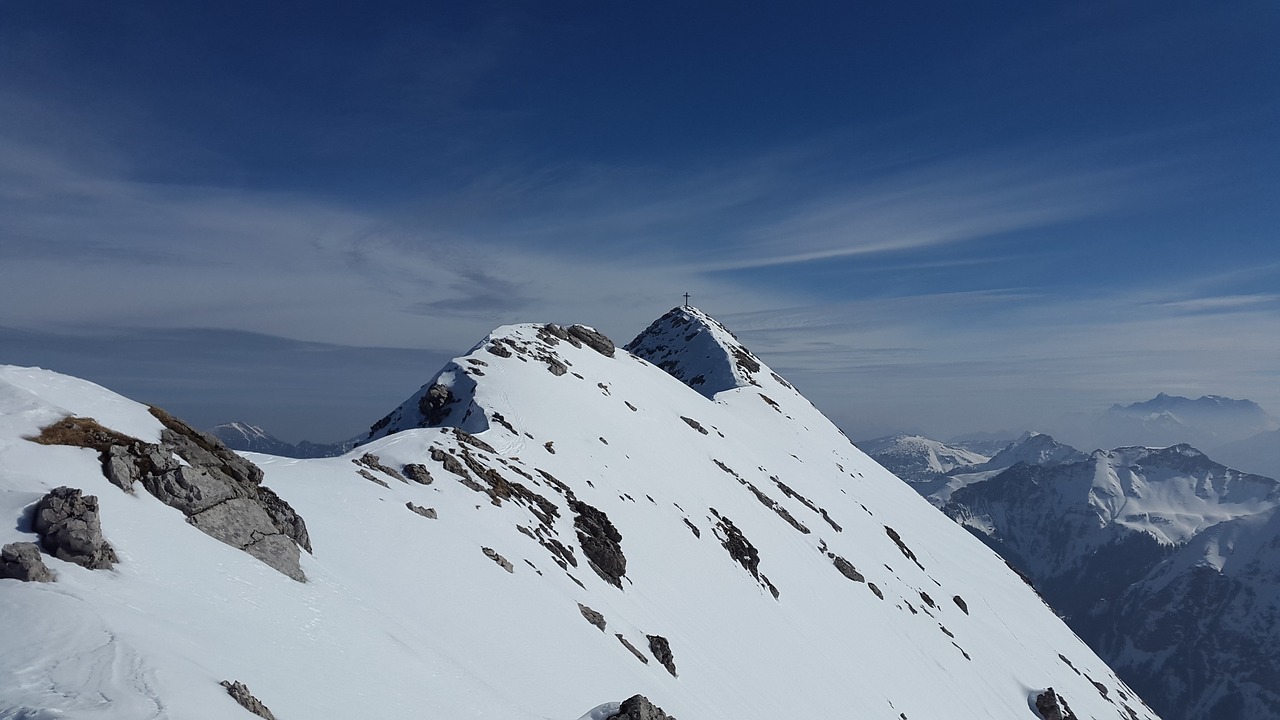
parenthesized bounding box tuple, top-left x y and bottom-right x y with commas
(2, 1, 1278, 443)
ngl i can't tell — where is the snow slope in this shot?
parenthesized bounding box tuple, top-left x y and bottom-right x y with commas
(2, 308, 1158, 720)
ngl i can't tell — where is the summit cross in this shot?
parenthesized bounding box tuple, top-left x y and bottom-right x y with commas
(683, 292, 691, 307)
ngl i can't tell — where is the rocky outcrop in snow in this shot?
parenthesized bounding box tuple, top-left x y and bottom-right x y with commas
(32, 409, 311, 582)
(33, 487, 118, 570)
(0, 542, 55, 582)
(221, 680, 277, 720)
(609, 694, 678, 720)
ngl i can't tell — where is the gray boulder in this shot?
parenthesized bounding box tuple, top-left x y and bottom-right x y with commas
(568, 325, 616, 357)
(33, 487, 118, 570)
(1, 542, 55, 582)
(609, 695, 677, 720)
(220, 680, 276, 720)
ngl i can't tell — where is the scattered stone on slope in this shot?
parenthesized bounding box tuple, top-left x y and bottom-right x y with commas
(482, 546, 514, 573)
(868, 582, 884, 600)
(679, 416, 709, 435)
(485, 341, 513, 358)
(567, 325, 616, 357)
(406, 502, 437, 519)
(33, 487, 118, 570)
(546, 357, 569, 376)
(829, 553, 865, 583)
(354, 453, 406, 482)
(402, 463, 433, 484)
(884, 525, 926, 571)
(572, 499, 627, 587)
(647, 634, 678, 677)
(953, 595, 969, 614)
(682, 518, 701, 538)
(220, 680, 276, 720)
(1, 542, 55, 582)
(453, 428, 496, 453)
(609, 694, 677, 720)
(1034, 688, 1079, 720)
(578, 603, 607, 631)
(430, 447, 472, 479)
(615, 634, 649, 664)
(358, 468, 389, 487)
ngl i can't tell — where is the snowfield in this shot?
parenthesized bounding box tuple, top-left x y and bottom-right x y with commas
(1, 308, 1159, 719)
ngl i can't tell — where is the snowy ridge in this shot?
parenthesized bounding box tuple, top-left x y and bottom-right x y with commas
(857, 433, 989, 484)
(2, 309, 1159, 720)
(928, 435, 1280, 720)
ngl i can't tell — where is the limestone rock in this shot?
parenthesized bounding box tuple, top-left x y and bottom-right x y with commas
(402, 463, 434, 485)
(647, 634, 677, 677)
(1034, 687, 1078, 720)
(609, 694, 677, 720)
(567, 325, 616, 357)
(578, 602, 607, 631)
(29, 410, 312, 582)
(33, 487, 118, 570)
(1, 542, 55, 582)
(406, 502, 437, 519)
(221, 680, 277, 720)
(482, 546, 514, 573)
(571, 499, 627, 588)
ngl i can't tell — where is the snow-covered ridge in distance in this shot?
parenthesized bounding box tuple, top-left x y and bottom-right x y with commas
(1, 307, 1158, 720)
(926, 433, 1280, 720)
(211, 421, 356, 458)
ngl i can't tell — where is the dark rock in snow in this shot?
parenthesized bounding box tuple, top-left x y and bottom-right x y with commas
(221, 680, 277, 720)
(406, 502, 437, 519)
(615, 634, 649, 664)
(609, 694, 677, 720)
(567, 325, 616, 357)
(1034, 687, 1078, 720)
(354, 453, 406, 482)
(402, 463, 434, 484)
(578, 602, 607, 631)
(647, 634, 678, 676)
(831, 554, 865, 583)
(482, 546, 514, 573)
(571, 499, 627, 587)
(1, 541, 55, 582)
(419, 383, 458, 425)
(680, 416, 709, 435)
(33, 487, 118, 570)
(953, 595, 969, 614)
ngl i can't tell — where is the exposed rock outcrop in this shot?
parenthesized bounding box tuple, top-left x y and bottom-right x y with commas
(402, 463, 434, 484)
(221, 680, 277, 720)
(406, 502, 437, 519)
(567, 325, 616, 357)
(571, 499, 627, 587)
(609, 694, 677, 720)
(483, 546, 514, 573)
(1034, 687, 1078, 720)
(578, 602, 607, 631)
(1, 541, 55, 582)
(33, 487, 118, 570)
(647, 634, 677, 677)
(30, 411, 311, 582)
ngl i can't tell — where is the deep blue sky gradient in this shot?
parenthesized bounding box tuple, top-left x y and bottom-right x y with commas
(2, 1, 1278, 441)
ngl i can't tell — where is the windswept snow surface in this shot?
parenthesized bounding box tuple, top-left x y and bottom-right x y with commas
(2, 308, 1159, 719)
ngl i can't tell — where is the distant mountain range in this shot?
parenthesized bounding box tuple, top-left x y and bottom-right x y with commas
(210, 421, 357, 458)
(1052, 392, 1278, 461)
(862, 430, 1280, 720)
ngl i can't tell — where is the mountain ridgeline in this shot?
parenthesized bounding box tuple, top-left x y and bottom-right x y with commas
(871, 430, 1280, 720)
(1, 307, 1158, 719)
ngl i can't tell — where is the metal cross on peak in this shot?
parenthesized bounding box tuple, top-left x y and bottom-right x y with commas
(683, 292, 691, 307)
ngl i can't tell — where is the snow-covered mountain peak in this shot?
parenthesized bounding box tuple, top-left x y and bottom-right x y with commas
(623, 306, 783, 400)
(978, 431, 1087, 472)
(3, 308, 1161, 720)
